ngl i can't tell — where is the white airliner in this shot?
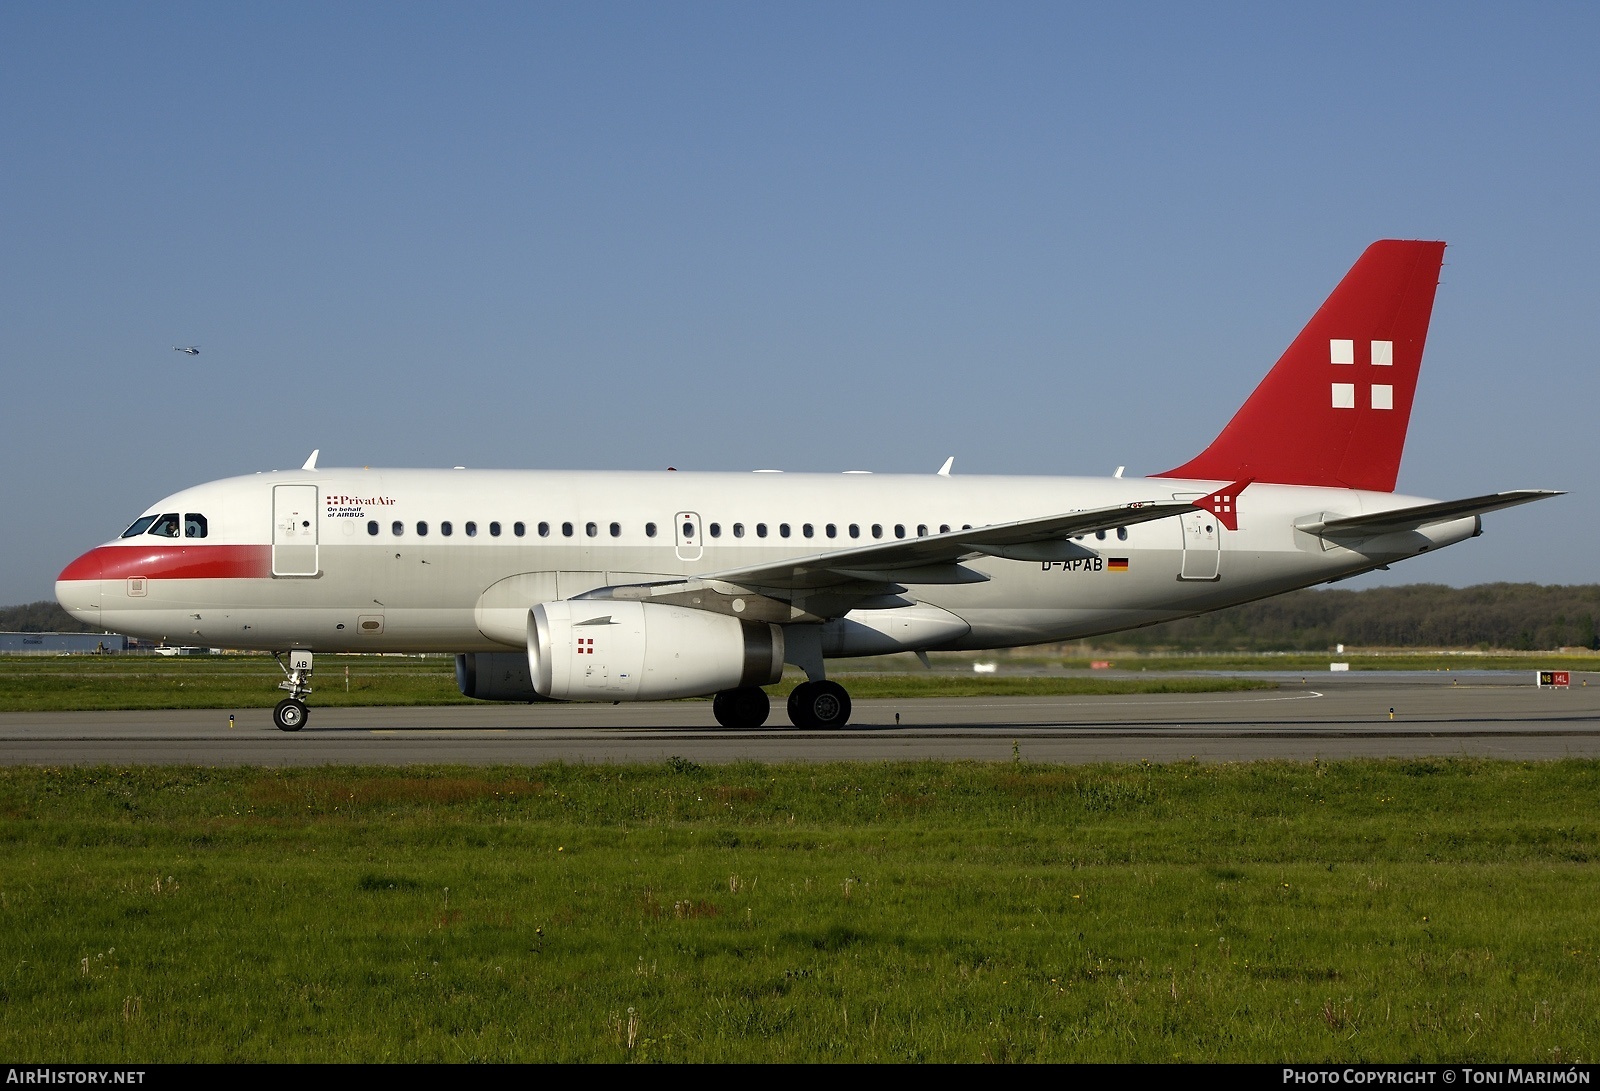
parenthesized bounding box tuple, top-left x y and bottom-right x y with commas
(59, 241, 1558, 731)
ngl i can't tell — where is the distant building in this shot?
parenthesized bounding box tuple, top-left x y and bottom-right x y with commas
(0, 631, 130, 654)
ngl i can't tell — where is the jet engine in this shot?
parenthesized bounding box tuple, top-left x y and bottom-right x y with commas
(529, 600, 784, 701)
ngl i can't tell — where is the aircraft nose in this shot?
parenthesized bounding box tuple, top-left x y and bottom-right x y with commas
(56, 547, 105, 627)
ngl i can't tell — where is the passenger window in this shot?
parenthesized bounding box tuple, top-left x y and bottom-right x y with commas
(184, 514, 208, 538)
(1117, 527, 1128, 541)
(917, 524, 927, 537)
(826, 524, 837, 538)
(645, 522, 657, 538)
(803, 523, 814, 538)
(756, 523, 768, 538)
(465, 522, 477, 537)
(609, 522, 621, 537)
(779, 523, 791, 538)
(367, 521, 379, 537)
(731, 523, 742, 538)
(849, 524, 860, 538)
(441, 521, 454, 537)
(121, 515, 159, 538)
(711, 523, 723, 538)
(490, 522, 501, 537)
(682, 522, 695, 538)
(894, 524, 905, 539)
(1095, 529, 1106, 540)
(585, 522, 598, 538)
(871, 524, 883, 539)
(562, 522, 574, 537)
(534, 522, 546, 537)
(149, 513, 181, 538)
(392, 521, 404, 536)
(940, 524, 951, 534)
(417, 521, 429, 536)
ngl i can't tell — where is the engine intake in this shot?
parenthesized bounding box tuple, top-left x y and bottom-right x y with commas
(529, 600, 784, 701)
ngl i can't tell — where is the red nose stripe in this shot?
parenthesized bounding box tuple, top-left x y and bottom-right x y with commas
(57, 545, 272, 582)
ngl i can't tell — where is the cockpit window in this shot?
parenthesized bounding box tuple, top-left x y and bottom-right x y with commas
(148, 513, 182, 538)
(121, 515, 159, 538)
(185, 514, 208, 539)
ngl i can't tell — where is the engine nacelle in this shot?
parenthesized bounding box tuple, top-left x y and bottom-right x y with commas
(529, 600, 784, 701)
(456, 652, 552, 702)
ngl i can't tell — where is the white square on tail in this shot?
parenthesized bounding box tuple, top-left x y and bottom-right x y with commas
(1371, 340, 1393, 366)
(1371, 384, 1393, 410)
(1330, 339, 1354, 365)
(1332, 382, 1355, 409)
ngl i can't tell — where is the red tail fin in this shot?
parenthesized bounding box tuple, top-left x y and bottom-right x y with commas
(1156, 239, 1446, 493)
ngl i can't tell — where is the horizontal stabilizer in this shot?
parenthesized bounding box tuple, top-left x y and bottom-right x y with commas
(1296, 490, 1563, 538)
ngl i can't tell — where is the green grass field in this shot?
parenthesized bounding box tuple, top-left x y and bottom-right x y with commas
(2, 759, 1597, 1062)
(0, 656, 1280, 712)
(1037, 653, 1600, 674)
(4, 649, 1594, 713)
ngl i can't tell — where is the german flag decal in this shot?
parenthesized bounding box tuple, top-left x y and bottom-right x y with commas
(1108, 557, 1130, 572)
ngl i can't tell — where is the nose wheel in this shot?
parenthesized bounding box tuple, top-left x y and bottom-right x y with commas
(272, 650, 315, 732)
(273, 698, 308, 732)
(787, 680, 852, 729)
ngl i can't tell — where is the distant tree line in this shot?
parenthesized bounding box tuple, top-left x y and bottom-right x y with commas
(0, 601, 98, 634)
(5, 583, 1600, 651)
(1099, 583, 1600, 651)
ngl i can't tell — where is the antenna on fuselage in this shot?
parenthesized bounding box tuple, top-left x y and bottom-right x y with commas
(1114, 466, 1125, 478)
(936, 456, 954, 477)
(302, 449, 320, 471)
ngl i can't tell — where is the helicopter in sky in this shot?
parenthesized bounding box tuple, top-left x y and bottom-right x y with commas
(173, 345, 200, 356)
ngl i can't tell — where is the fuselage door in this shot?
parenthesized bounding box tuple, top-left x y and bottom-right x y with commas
(674, 511, 702, 562)
(272, 484, 320, 576)
(1177, 510, 1220, 581)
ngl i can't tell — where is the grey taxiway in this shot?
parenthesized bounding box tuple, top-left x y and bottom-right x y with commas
(0, 672, 1595, 766)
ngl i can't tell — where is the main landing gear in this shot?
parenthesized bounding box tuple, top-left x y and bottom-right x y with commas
(712, 686, 771, 729)
(710, 681, 854, 729)
(273, 650, 314, 732)
(787, 680, 852, 729)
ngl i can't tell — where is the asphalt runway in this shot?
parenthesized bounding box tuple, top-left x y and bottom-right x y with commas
(1, 672, 1596, 765)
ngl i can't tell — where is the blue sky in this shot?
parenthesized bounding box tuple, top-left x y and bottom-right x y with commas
(2, 3, 1595, 605)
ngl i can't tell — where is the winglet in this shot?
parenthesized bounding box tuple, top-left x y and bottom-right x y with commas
(937, 457, 954, 477)
(302, 449, 320, 471)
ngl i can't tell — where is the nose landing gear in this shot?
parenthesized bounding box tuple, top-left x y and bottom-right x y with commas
(273, 650, 314, 732)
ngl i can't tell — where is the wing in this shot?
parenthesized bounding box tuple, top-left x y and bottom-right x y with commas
(1295, 490, 1563, 538)
(573, 500, 1196, 622)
